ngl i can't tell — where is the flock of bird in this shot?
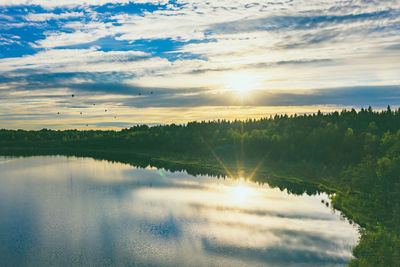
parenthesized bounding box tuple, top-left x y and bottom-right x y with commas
(55, 91, 154, 127)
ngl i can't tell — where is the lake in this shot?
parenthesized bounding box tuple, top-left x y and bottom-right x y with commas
(0, 156, 359, 266)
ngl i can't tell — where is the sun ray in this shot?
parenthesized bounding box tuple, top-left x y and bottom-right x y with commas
(199, 135, 235, 179)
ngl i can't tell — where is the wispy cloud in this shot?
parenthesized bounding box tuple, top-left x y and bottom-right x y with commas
(24, 11, 84, 21)
(0, 0, 169, 8)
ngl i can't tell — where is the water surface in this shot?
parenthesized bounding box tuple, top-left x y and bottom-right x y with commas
(0, 156, 358, 266)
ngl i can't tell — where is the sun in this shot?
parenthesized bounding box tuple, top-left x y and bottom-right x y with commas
(225, 72, 259, 95)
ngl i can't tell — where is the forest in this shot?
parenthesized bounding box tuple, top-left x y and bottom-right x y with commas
(1, 106, 400, 266)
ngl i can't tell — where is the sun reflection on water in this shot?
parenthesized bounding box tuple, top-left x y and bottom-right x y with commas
(226, 178, 259, 205)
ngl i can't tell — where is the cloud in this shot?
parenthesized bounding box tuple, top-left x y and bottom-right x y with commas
(121, 85, 400, 108)
(0, 47, 152, 72)
(0, 0, 169, 8)
(32, 20, 114, 48)
(207, 9, 396, 35)
(386, 43, 400, 50)
(24, 11, 84, 21)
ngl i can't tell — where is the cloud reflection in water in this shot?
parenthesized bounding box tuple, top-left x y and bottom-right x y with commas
(0, 156, 358, 266)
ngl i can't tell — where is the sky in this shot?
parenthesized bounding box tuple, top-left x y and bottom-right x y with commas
(0, 0, 399, 129)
